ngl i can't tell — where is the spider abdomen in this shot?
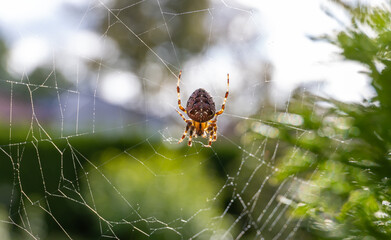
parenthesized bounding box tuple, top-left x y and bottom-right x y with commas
(186, 88, 216, 122)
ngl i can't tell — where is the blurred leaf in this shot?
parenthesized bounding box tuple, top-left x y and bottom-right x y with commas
(247, 1, 391, 239)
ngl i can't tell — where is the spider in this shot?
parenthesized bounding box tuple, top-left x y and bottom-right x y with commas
(176, 71, 229, 147)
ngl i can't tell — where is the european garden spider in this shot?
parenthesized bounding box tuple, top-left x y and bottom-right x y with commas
(176, 71, 229, 147)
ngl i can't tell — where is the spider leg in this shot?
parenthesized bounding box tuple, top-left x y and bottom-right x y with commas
(205, 130, 214, 147)
(176, 109, 193, 143)
(215, 73, 229, 116)
(188, 125, 195, 146)
(208, 121, 218, 142)
(177, 71, 187, 113)
(202, 128, 208, 138)
(176, 109, 188, 122)
(178, 121, 192, 143)
(203, 122, 215, 147)
(212, 124, 218, 142)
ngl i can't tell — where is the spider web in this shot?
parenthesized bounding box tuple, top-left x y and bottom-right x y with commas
(0, 0, 365, 239)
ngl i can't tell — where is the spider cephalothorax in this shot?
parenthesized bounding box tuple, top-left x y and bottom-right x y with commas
(176, 71, 229, 147)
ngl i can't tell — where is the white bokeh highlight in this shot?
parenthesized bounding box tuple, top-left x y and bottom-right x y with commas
(100, 71, 142, 106)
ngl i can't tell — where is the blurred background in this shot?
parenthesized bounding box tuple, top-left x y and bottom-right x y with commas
(0, 0, 390, 239)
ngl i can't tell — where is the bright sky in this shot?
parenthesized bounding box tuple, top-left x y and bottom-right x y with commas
(240, 0, 380, 102)
(0, 0, 385, 105)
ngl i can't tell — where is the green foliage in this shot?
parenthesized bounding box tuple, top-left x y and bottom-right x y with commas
(250, 1, 391, 239)
(0, 127, 237, 239)
(86, 146, 232, 239)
